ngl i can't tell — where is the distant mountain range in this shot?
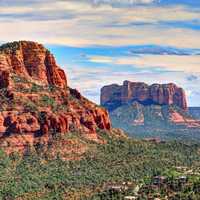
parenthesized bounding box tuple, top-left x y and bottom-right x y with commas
(189, 107, 200, 120)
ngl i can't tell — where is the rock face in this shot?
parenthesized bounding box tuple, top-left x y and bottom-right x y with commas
(0, 41, 111, 154)
(101, 80, 187, 111)
(0, 41, 67, 88)
(101, 80, 200, 140)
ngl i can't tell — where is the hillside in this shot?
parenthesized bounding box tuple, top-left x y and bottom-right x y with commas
(110, 102, 200, 140)
(0, 41, 112, 155)
(0, 132, 200, 199)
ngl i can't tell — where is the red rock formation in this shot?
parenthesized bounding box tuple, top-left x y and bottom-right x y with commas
(101, 80, 187, 111)
(0, 41, 111, 154)
(0, 41, 67, 89)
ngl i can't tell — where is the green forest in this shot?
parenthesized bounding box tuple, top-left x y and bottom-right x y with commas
(0, 131, 200, 200)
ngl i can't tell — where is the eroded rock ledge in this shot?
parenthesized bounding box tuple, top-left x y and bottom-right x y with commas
(101, 80, 187, 111)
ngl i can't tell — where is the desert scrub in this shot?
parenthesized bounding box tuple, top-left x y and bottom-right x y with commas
(0, 88, 9, 103)
(40, 95, 55, 107)
(24, 101, 38, 112)
(40, 95, 67, 113)
(0, 41, 20, 54)
(68, 94, 82, 106)
(0, 88, 10, 111)
(48, 85, 58, 93)
(11, 74, 29, 84)
(14, 82, 44, 93)
(38, 112, 47, 124)
(30, 83, 44, 93)
(52, 104, 67, 113)
(15, 87, 30, 93)
(0, 139, 199, 199)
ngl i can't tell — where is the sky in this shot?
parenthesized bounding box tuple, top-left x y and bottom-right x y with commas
(0, 0, 200, 106)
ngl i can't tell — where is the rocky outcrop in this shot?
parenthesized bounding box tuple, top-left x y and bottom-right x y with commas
(102, 80, 200, 140)
(0, 41, 111, 154)
(0, 41, 67, 89)
(101, 80, 187, 111)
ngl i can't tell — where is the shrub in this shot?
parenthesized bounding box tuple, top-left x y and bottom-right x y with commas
(11, 74, 29, 83)
(30, 83, 43, 93)
(48, 85, 58, 93)
(52, 104, 66, 113)
(0, 88, 9, 103)
(40, 95, 55, 107)
(24, 101, 38, 112)
(38, 112, 47, 124)
(0, 42, 20, 54)
(0, 138, 199, 199)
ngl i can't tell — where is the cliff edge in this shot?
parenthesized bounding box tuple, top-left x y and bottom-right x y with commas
(0, 41, 112, 154)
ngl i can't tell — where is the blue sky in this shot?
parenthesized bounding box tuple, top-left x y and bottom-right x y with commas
(0, 0, 200, 106)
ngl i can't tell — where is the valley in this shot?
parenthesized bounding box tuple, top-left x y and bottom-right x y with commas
(0, 41, 199, 200)
(1, 131, 200, 199)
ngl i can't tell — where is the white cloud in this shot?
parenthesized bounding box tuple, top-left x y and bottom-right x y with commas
(87, 56, 114, 63)
(1, 19, 200, 49)
(114, 55, 200, 73)
(79, 0, 156, 6)
(87, 54, 200, 73)
(0, 1, 200, 48)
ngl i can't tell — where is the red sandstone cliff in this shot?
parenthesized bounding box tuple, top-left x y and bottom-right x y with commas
(101, 80, 187, 111)
(0, 41, 112, 154)
(0, 41, 67, 88)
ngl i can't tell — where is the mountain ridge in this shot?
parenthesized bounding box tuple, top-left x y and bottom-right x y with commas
(0, 41, 113, 155)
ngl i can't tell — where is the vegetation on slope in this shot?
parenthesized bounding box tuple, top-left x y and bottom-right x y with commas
(110, 103, 200, 140)
(0, 131, 200, 199)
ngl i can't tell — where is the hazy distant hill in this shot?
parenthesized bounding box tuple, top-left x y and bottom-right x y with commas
(189, 107, 200, 119)
(101, 81, 200, 140)
(110, 102, 200, 140)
